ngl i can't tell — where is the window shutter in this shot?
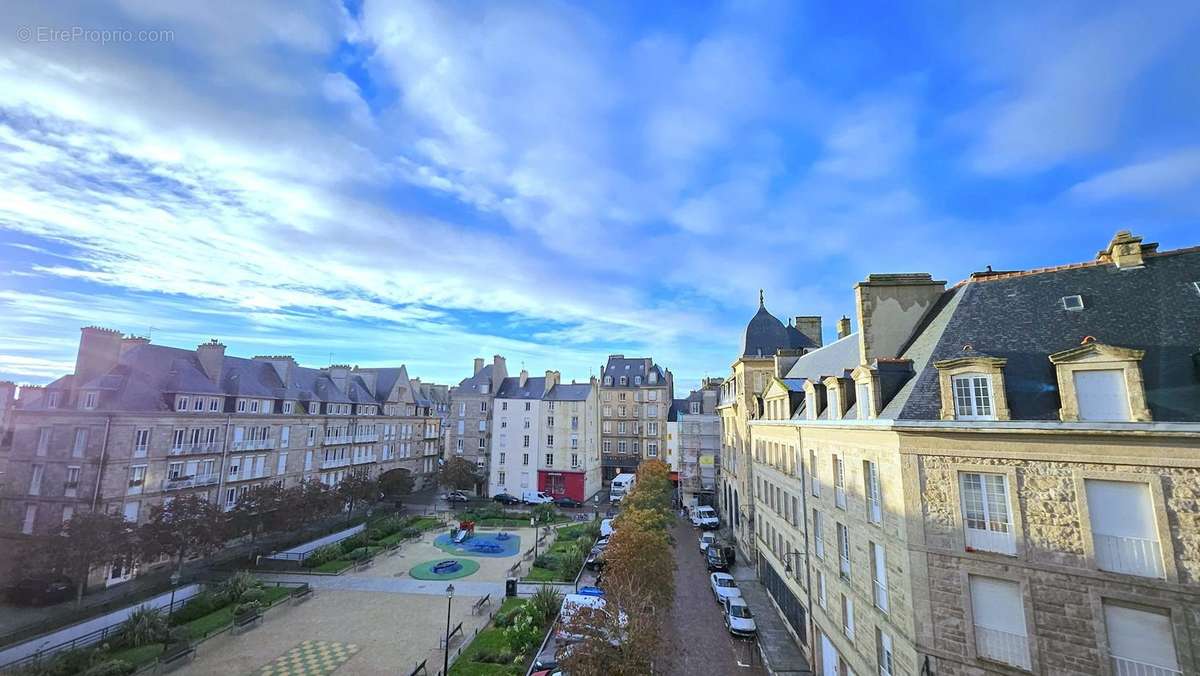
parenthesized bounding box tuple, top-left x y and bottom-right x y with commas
(1073, 369, 1130, 421)
(1085, 480, 1156, 540)
(969, 577, 1026, 636)
(1104, 603, 1179, 671)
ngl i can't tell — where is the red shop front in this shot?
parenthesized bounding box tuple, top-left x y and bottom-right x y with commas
(538, 470, 586, 502)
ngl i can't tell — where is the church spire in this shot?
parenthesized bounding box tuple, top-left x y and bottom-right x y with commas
(759, 289, 764, 307)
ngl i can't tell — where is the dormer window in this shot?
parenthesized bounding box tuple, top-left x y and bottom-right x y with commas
(634, 376, 642, 385)
(309, 402, 319, 415)
(620, 376, 627, 386)
(209, 398, 220, 412)
(176, 396, 189, 412)
(1049, 341, 1150, 422)
(237, 399, 247, 413)
(83, 391, 98, 410)
(604, 376, 613, 386)
(250, 400, 259, 413)
(951, 374, 994, 420)
(856, 383, 870, 420)
(933, 354, 1011, 422)
(46, 391, 60, 408)
(283, 401, 294, 414)
(193, 397, 203, 411)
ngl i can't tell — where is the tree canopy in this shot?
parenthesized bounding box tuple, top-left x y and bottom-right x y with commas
(438, 457, 480, 491)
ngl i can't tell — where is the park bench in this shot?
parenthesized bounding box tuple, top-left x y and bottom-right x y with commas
(439, 622, 464, 650)
(355, 558, 374, 572)
(471, 594, 492, 615)
(233, 608, 263, 633)
(157, 641, 195, 672)
(291, 583, 313, 604)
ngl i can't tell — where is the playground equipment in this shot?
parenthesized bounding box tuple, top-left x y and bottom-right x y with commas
(451, 519, 476, 544)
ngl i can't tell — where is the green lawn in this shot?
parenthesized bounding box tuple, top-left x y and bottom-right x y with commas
(475, 517, 530, 528)
(183, 605, 234, 639)
(521, 566, 565, 582)
(408, 516, 443, 530)
(106, 642, 165, 667)
(262, 586, 292, 606)
(449, 599, 529, 676)
(313, 559, 355, 573)
(373, 532, 405, 547)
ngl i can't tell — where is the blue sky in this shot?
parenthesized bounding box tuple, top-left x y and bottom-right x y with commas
(1, 1, 1198, 394)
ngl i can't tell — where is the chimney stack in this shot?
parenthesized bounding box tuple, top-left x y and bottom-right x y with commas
(1098, 230, 1157, 269)
(120, 335, 150, 356)
(473, 357, 484, 375)
(854, 274, 945, 365)
(196, 340, 226, 385)
(327, 364, 351, 392)
(793, 316, 823, 348)
(491, 355, 508, 394)
(75, 327, 123, 386)
(519, 369, 529, 388)
(255, 355, 296, 386)
(837, 315, 852, 339)
(544, 370, 560, 395)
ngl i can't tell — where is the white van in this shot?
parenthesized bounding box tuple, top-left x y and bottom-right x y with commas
(522, 490, 553, 504)
(600, 518, 615, 538)
(691, 506, 719, 530)
(609, 473, 636, 503)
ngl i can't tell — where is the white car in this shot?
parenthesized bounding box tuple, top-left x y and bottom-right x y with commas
(691, 506, 719, 530)
(600, 519, 615, 538)
(522, 490, 554, 504)
(709, 572, 741, 604)
(699, 531, 716, 553)
(723, 597, 757, 638)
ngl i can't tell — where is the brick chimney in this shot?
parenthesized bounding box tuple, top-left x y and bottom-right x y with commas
(793, 316, 823, 348)
(491, 355, 508, 394)
(837, 315, 852, 339)
(544, 370, 560, 395)
(76, 326, 123, 386)
(854, 273, 945, 365)
(120, 335, 150, 356)
(1098, 230, 1158, 269)
(519, 369, 529, 389)
(196, 340, 226, 385)
(255, 355, 296, 385)
(473, 357, 484, 375)
(0, 380, 15, 411)
(327, 364, 351, 392)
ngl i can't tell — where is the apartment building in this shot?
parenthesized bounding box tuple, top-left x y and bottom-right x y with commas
(598, 355, 674, 482)
(675, 378, 723, 509)
(719, 296, 822, 560)
(488, 370, 547, 497)
(743, 231, 1200, 676)
(541, 379, 602, 502)
(0, 329, 443, 585)
(447, 355, 508, 490)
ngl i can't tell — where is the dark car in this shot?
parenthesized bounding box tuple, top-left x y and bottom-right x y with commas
(492, 492, 521, 505)
(585, 547, 607, 571)
(705, 545, 730, 572)
(8, 575, 73, 607)
(553, 496, 583, 508)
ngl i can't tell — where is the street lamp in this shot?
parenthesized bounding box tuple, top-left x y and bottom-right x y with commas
(442, 583, 455, 676)
(168, 571, 182, 618)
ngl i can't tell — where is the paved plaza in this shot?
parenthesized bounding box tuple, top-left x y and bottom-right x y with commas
(175, 525, 542, 676)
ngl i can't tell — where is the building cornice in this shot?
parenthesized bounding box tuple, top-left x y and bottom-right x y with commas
(749, 418, 1200, 437)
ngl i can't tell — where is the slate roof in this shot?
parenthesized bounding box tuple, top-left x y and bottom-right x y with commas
(455, 365, 494, 395)
(783, 333, 860, 382)
(602, 356, 666, 386)
(741, 300, 819, 358)
(544, 383, 592, 401)
(496, 376, 547, 399)
(891, 246, 1200, 421)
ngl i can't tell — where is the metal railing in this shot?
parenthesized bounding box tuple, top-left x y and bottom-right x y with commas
(835, 486, 846, 509)
(324, 435, 353, 445)
(1112, 655, 1183, 676)
(873, 579, 889, 612)
(352, 454, 377, 465)
(353, 433, 379, 442)
(839, 554, 850, 579)
(170, 441, 223, 456)
(868, 498, 882, 524)
(232, 438, 275, 451)
(974, 624, 1031, 670)
(162, 475, 220, 491)
(1094, 534, 1165, 578)
(322, 457, 352, 469)
(965, 526, 1016, 556)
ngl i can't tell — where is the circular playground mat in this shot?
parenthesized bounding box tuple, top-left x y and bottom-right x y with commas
(433, 532, 521, 558)
(409, 558, 480, 580)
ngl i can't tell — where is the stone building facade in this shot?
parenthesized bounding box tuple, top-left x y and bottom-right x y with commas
(598, 355, 674, 482)
(447, 355, 507, 492)
(741, 231, 1200, 676)
(675, 378, 723, 508)
(0, 328, 445, 586)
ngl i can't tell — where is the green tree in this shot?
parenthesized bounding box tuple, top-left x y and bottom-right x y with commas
(37, 511, 135, 605)
(138, 494, 226, 576)
(336, 472, 379, 518)
(378, 468, 415, 500)
(228, 483, 284, 542)
(437, 457, 480, 491)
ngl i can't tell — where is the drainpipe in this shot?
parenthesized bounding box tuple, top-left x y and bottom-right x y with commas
(215, 415, 232, 509)
(90, 416, 112, 511)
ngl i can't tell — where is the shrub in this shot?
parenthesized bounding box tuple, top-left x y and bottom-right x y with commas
(533, 555, 558, 569)
(11, 647, 100, 676)
(170, 592, 222, 625)
(239, 588, 265, 605)
(345, 547, 372, 561)
(475, 647, 516, 664)
(369, 515, 405, 539)
(118, 606, 169, 648)
(339, 533, 369, 554)
(492, 605, 522, 628)
(233, 601, 261, 617)
(80, 660, 135, 676)
(399, 527, 421, 540)
(528, 585, 563, 626)
(503, 607, 542, 656)
(220, 571, 259, 603)
(558, 544, 586, 580)
(303, 543, 344, 568)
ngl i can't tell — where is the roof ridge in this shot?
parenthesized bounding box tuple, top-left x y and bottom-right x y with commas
(951, 243, 1200, 287)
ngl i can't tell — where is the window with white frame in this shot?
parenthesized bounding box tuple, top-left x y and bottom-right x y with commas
(837, 522, 850, 579)
(647, 442, 658, 457)
(856, 383, 870, 419)
(36, 427, 51, 456)
(176, 396, 188, 411)
(65, 465, 81, 489)
(960, 472, 1015, 555)
(841, 593, 855, 639)
(571, 453, 579, 468)
(810, 450, 820, 496)
(478, 438, 485, 449)
(827, 387, 839, 419)
(877, 629, 895, 676)
(193, 397, 203, 411)
(21, 504, 37, 534)
(871, 541, 889, 612)
(83, 391, 98, 409)
(283, 401, 293, 414)
(28, 464, 44, 495)
(73, 428, 88, 457)
(498, 471, 506, 485)
(1074, 369, 1131, 421)
(522, 453, 529, 466)
(951, 373, 995, 420)
(1084, 479, 1164, 578)
(1103, 601, 1180, 676)
(833, 455, 846, 509)
(691, 401, 700, 414)
(864, 460, 882, 523)
(210, 398, 220, 411)
(545, 453, 553, 466)
(817, 570, 827, 608)
(969, 576, 1030, 670)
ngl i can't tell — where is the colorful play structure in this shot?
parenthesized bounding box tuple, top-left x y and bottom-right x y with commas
(451, 520, 476, 544)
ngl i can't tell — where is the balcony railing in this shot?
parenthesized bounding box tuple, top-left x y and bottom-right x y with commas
(353, 433, 379, 442)
(974, 624, 1031, 670)
(873, 579, 889, 612)
(169, 441, 223, 456)
(868, 498, 882, 524)
(232, 439, 275, 451)
(352, 454, 376, 465)
(322, 457, 352, 469)
(1094, 533, 1165, 578)
(1112, 655, 1183, 676)
(161, 475, 220, 491)
(835, 486, 846, 509)
(323, 435, 353, 445)
(965, 526, 1017, 556)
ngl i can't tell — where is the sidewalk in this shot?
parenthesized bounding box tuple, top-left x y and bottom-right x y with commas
(730, 564, 812, 675)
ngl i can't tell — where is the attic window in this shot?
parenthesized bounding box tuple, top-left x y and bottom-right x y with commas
(1062, 295, 1084, 311)
(1193, 281, 1200, 296)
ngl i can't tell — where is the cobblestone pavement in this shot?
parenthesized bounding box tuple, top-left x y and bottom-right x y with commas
(661, 518, 767, 676)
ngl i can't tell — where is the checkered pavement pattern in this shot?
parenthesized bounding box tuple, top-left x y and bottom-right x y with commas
(257, 640, 360, 675)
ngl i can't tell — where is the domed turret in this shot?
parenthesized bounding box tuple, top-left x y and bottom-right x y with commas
(741, 291, 792, 358)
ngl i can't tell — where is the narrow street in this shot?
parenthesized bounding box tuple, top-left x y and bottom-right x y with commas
(661, 517, 767, 676)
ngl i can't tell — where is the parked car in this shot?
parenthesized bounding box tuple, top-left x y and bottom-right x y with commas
(599, 519, 615, 538)
(522, 490, 554, 504)
(593, 536, 610, 549)
(492, 492, 521, 505)
(691, 506, 720, 530)
(709, 572, 741, 604)
(441, 490, 470, 503)
(7, 575, 73, 606)
(554, 496, 583, 508)
(698, 531, 716, 553)
(722, 596, 757, 638)
(705, 544, 730, 572)
(585, 547, 607, 570)
(533, 640, 580, 671)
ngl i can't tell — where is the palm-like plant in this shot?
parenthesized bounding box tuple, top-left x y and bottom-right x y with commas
(529, 584, 564, 626)
(119, 606, 169, 647)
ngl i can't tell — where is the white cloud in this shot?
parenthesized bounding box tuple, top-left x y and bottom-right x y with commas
(1067, 148, 1200, 202)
